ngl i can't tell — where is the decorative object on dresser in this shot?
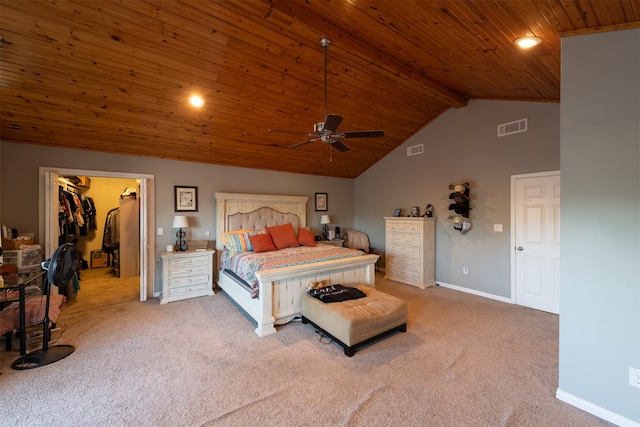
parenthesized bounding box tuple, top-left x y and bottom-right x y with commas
(424, 204, 434, 218)
(172, 215, 189, 252)
(320, 215, 331, 240)
(409, 206, 420, 217)
(393, 208, 401, 217)
(384, 216, 436, 289)
(174, 185, 198, 212)
(160, 249, 215, 304)
(448, 182, 471, 234)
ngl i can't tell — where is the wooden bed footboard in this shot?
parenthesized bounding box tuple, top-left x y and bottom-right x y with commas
(217, 254, 379, 337)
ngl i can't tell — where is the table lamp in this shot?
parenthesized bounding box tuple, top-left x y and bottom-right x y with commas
(320, 215, 331, 240)
(172, 215, 189, 251)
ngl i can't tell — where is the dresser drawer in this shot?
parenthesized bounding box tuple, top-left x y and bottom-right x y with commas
(387, 232, 421, 246)
(386, 221, 422, 234)
(386, 254, 421, 271)
(386, 266, 422, 284)
(386, 244, 421, 259)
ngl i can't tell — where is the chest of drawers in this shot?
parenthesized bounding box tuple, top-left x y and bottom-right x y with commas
(384, 217, 435, 289)
(160, 250, 215, 304)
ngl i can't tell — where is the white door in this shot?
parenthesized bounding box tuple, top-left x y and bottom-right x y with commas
(45, 171, 61, 258)
(512, 171, 560, 314)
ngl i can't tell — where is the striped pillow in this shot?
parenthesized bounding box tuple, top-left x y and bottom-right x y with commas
(221, 230, 262, 256)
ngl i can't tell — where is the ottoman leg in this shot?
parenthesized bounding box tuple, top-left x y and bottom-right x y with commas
(344, 346, 356, 357)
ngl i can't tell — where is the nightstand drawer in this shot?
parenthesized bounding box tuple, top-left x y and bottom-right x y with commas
(167, 255, 208, 268)
(168, 263, 209, 276)
(168, 273, 209, 288)
(165, 282, 210, 298)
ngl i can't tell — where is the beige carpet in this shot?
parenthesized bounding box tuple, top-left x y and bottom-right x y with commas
(0, 269, 612, 426)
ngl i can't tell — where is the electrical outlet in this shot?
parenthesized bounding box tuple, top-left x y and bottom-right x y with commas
(462, 264, 469, 275)
(630, 367, 640, 388)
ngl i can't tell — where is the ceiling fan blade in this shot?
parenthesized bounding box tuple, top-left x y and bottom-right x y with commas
(330, 139, 351, 152)
(323, 114, 343, 132)
(341, 130, 385, 138)
(289, 138, 320, 149)
(269, 129, 312, 136)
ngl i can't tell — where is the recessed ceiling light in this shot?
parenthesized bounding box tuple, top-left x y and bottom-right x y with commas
(514, 36, 542, 48)
(189, 95, 204, 107)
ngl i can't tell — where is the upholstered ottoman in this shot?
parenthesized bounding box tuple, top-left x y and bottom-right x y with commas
(301, 285, 407, 357)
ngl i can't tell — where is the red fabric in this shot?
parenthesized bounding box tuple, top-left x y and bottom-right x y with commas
(249, 233, 277, 253)
(265, 223, 300, 250)
(0, 294, 66, 335)
(298, 228, 317, 247)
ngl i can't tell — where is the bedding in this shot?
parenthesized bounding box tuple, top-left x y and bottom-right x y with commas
(220, 244, 365, 298)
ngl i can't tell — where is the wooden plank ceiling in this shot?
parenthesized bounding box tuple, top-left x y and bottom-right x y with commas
(1, 1, 639, 178)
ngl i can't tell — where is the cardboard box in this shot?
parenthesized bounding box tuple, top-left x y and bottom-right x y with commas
(2, 236, 34, 250)
(90, 250, 108, 268)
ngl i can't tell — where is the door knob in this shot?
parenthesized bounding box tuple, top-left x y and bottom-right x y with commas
(517, 246, 524, 251)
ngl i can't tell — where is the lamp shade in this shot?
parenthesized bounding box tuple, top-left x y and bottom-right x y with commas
(172, 215, 189, 228)
(320, 215, 331, 225)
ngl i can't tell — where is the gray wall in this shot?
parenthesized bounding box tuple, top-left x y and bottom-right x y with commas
(558, 29, 640, 422)
(355, 99, 560, 298)
(0, 142, 355, 292)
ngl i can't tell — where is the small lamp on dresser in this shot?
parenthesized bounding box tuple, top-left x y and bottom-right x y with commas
(172, 215, 189, 251)
(320, 215, 331, 240)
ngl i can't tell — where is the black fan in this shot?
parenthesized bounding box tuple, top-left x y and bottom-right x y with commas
(269, 37, 384, 155)
(11, 243, 77, 370)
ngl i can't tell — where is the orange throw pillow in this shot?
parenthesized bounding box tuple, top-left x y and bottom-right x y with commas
(249, 233, 277, 253)
(298, 227, 317, 247)
(265, 223, 300, 250)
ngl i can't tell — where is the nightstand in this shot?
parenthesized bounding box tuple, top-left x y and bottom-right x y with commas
(160, 249, 215, 304)
(318, 239, 344, 247)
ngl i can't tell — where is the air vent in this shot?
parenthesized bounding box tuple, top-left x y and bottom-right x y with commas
(497, 118, 528, 137)
(407, 144, 424, 157)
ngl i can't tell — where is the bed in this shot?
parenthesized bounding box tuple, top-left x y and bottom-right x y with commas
(214, 192, 379, 337)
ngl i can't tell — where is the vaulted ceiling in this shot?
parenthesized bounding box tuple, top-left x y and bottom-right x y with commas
(1, 1, 639, 178)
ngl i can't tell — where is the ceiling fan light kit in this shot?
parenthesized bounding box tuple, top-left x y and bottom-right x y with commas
(269, 37, 384, 158)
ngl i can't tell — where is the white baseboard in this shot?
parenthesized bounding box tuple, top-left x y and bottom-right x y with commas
(556, 388, 640, 427)
(436, 281, 513, 304)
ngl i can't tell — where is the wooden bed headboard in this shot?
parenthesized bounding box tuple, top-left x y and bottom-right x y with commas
(214, 192, 309, 251)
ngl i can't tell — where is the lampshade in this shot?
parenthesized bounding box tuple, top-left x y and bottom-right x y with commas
(172, 215, 189, 228)
(320, 215, 331, 225)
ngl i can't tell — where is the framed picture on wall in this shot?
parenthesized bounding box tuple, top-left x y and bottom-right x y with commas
(315, 193, 328, 211)
(174, 186, 198, 212)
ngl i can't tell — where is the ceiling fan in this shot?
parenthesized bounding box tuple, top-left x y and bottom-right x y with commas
(269, 37, 385, 155)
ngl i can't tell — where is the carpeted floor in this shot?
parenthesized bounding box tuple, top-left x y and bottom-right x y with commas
(0, 269, 612, 426)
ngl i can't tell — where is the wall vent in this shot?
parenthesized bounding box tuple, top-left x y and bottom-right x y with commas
(407, 144, 424, 157)
(498, 118, 528, 137)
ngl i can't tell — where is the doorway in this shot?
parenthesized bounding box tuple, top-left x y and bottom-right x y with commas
(39, 167, 155, 301)
(510, 171, 560, 314)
